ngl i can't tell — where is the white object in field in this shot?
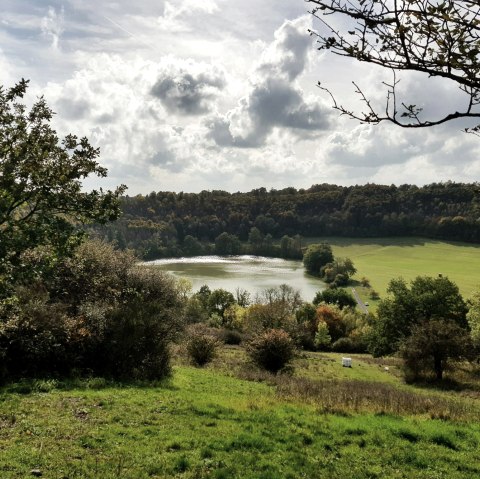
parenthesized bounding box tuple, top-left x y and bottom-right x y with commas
(384, 366, 389, 371)
(342, 357, 352, 368)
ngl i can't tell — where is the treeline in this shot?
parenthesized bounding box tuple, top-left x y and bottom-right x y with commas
(92, 182, 480, 259)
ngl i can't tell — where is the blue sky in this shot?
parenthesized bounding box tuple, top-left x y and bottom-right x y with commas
(2, 0, 479, 193)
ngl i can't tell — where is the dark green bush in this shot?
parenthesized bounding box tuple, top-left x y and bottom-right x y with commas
(246, 328, 295, 373)
(0, 240, 183, 381)
(221, 329, 243, 345)
(186, 325, 219, 366)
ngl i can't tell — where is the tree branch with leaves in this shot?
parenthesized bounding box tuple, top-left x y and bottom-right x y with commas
(0, 79, 126, 297)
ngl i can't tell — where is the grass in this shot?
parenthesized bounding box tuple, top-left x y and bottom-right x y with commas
(304, 237, 480, 304)
(2, 348, 480, 478)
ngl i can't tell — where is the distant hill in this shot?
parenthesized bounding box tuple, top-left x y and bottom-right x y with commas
(91, 182, 480, 259)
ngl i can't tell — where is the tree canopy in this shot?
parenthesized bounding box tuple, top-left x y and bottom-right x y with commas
(307, 0, 480, 132)
(0, 79, 126, 296)
(370, 275, 468, 356)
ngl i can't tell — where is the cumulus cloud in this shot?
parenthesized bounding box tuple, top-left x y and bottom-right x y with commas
(158, 0, 219, 32)
(151, 61, 225, 115)
(208, 16, 332, 148)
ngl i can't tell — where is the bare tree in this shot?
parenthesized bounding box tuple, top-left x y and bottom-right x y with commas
(307, 0, 480, 132)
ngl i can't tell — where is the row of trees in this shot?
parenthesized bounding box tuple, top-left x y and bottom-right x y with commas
(183, 273, 479, 382)
(92, 182, 480, 260)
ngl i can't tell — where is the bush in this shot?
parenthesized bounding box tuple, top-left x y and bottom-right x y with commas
(331, 337, 357, 353)
(221, 329, 243, 345)
(0, 240, 183, 381)
(246, 329, 295, 373)
(186, 325, 219, 366)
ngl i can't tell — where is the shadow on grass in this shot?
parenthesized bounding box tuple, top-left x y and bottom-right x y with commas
(0, 375, 178, 395)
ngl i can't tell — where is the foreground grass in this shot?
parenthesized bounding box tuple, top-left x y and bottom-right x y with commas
(305, 237, 480, 303)
(1, 351, 480, 478)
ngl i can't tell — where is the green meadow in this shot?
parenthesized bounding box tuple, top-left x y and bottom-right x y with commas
(305, 237, 480, 303)
(1, 349, 479, 479)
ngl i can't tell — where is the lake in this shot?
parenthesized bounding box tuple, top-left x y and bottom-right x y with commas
(146, 255, 325, 301)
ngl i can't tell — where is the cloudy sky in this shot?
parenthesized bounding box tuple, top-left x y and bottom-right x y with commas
(2, 0, 480, 194)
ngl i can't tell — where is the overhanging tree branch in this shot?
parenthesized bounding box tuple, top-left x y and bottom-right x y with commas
(307, 0, 480, 132)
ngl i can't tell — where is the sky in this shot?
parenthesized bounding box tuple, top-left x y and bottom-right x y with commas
(2, 0, 480, 194)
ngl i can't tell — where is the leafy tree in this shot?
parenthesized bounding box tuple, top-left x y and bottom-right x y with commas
(303, 243, 334, 276)
(183, 235, 204, 256)
(314, 320, 331, 350)
(307, 1, 480, 132)
(467, 290, 480, 349)
(315, 304, 346, 343)
(370, 276, 468, 356)
(401, 320, 473, 381)
(313, 287, 356, 309)
(214, 232, 242, 255)
(321, 257, 357, 285)
(207, 288, 236, 320)
(248, 227, 264, 254)
(0, 80, 125, 297)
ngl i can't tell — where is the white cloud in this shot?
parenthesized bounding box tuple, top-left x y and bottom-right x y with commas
(2, 1, 480, 193)
(208, 16, 332, 148)
(158, 0, 219, 32)
(41, 6, 65, 49)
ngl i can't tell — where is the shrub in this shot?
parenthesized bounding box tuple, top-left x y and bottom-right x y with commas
(0, 285, 76, 378)
(246, 329, 295, 373)
(221, 329, 243, 345)
(331, 337, 357, 353)
(0, 240, 183, 381)
(186, 325, 219, 366)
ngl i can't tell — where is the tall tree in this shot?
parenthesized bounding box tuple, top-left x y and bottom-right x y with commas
(303, 243, 334, 276)
(0, 79, 125, 296)
(307, 1, 480, 132)
(370, 275, 468, 356)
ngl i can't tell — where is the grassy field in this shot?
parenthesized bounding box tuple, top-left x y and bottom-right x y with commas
(1, 349, 480, 479)
(305, 237, 480, 304)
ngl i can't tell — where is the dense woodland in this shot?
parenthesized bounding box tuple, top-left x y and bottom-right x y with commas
(93, 182, 480, 259)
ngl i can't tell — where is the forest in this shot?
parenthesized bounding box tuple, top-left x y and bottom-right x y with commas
(93, 182, 480, 259)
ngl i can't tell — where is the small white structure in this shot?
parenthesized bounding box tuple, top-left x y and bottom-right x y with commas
(342, 357, 352, 368)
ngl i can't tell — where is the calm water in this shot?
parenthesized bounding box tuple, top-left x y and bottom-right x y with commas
(146, 255, 325, 301)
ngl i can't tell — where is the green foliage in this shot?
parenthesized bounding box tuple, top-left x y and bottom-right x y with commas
(246, 329, 296, 373)
(207, 289, 236, 320)
(314, 321, 331, 350)
(313, 287, 356, 309)
(401, 319, 474, 382)
(303, 243, 334, 276)
(370, 276, 468, 356)
(215, 232, 242, 255)
(0, 240, 182, 381)
(0, 80, 125, 298)
(320, 257, 357, 285)
(186, 325, 219, 367)
(467, 290, 480, 349)
(94, 183, 480, 261)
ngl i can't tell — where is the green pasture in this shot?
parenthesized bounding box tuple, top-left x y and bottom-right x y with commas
(1, 349, 480, 479)
(305, 237, 480, 301)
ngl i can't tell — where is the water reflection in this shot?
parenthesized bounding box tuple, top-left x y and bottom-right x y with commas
(145, 255, 325, 301)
